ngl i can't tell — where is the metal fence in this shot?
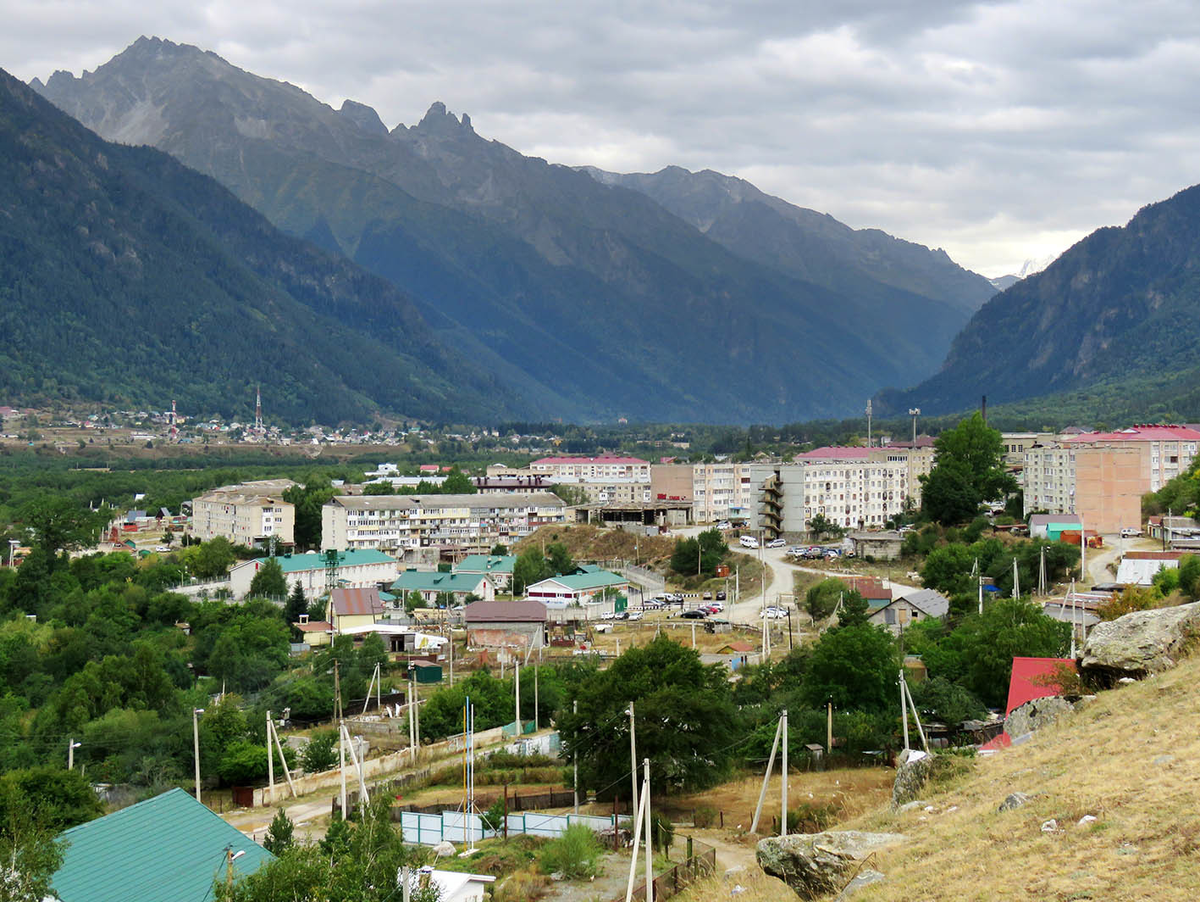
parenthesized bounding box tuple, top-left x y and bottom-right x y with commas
(393, 809, 615, 846)
(619, 839, 717, 902)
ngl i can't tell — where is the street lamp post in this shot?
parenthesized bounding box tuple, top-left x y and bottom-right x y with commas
(67, 739, 81, 770)
(193, 708, 204, 802)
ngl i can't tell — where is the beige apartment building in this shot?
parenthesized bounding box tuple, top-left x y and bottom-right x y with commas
(1023, 443, 1145, 534)
(526, 455, 651, 503)
(742, 446, 934, 536)
(321, 492, 567, 556)
(190, 479, 295, 547)
(1064, 425, 1200, 492)
(692, 462, 751, 523)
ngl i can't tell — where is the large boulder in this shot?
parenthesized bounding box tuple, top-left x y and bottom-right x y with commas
(891, 749, 932, 808)
(1004, 696, 1074, 737)
(757, 831, 906, 900)
(1080, 602, 1200, 678)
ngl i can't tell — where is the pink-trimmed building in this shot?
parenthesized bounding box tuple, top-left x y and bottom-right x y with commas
(528, 455, 651, 503)
(1063, 425, 1200, 491)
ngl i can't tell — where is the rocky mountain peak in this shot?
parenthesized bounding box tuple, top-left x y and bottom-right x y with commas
(337, 99, 388, 137)
(415, 101, 475, 136)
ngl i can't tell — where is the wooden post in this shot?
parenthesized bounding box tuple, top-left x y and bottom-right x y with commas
(503, 783, 509, 840)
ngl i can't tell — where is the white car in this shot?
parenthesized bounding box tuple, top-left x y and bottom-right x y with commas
(1120, 527, 1142, 538)
(626, 610, 644, 621)
(739, 535, 759, 548)
(717, 521, 732, 530)
(767, 538, 786, 548)
(761, 606, 788, 619)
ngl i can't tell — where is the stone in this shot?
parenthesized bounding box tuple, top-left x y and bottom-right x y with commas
(757, 831, 906, 900)
(999, 792, 1032, 812)
(1080, 601, 1200, 678)
(1005, 696, 1075, 737)
(1153, 754, 1175, 766)
(431, 840, 455, 857)
(1078, 815, 1097, 826)
(892, 750, 933, 808)
(836, 868, 887, 899)
(896, 800, 927, 813)
(1041, 819, 1058, 833)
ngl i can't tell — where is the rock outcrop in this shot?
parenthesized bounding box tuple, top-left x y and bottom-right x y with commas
(757, 831, 906, 900)
(1080, 602, 1200, 678)
(891, 750, 932, 808)
(1004, 696, 1075, 737)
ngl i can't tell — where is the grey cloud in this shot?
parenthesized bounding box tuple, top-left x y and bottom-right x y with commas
(3, 0, 1199, 273)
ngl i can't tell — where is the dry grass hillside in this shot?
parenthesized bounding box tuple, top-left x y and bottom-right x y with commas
(677, 651, 1200, 901)
(515, 524, 676, 567)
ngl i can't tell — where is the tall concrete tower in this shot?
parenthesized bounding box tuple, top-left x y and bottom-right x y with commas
(254, 385, 263, 433)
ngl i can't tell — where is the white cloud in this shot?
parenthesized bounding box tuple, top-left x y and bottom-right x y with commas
(4, 0, 1199, 274)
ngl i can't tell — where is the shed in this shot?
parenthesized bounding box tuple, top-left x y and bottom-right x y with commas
(50, 788, 273, 902)
(848, 530, 903, 561)
(464, 599, 547, 648)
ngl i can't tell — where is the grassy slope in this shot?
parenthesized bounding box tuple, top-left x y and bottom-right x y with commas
(678, 654, 1200, 902)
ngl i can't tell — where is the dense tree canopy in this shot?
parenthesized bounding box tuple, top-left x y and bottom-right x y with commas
(921, 413, 1017, 524)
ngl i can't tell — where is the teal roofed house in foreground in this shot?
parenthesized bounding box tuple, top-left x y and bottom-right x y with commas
(391, 569, 498, 605)
(50, 788, 273, 902)
(454, 554, 517, 590)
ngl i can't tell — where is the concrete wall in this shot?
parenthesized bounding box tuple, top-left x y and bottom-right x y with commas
(1075, 446, 1146, 535)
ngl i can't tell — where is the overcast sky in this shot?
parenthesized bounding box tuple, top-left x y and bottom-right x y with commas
(6, 0, 1200, 276)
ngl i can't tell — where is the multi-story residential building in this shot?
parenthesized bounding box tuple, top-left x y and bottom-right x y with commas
(649, 464, 693, 504)
(692, 462, 752, 523)
(527, 455, 652, 503)
(1023, 442, 1146, 534)
(321, 492, 567, 556)
(190, 479, 296, 547)
(1000, 432, 1057, 467)
(471, 474, 555, 494)
(228, 549, 399, 600)
(742, 446, 934, 537)
(1064, 425, 1200, 492)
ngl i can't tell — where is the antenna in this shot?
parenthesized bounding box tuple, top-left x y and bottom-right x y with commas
(254, 385, 263, 433)
(865, 400, 873, 448)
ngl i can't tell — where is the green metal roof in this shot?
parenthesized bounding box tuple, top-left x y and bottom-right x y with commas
(391, 570, 489, 593)
(51, 788, 273, 902)
(256, 549, 397, 573)
(455, 554, 516, 575)
(533, 569, 627, 591)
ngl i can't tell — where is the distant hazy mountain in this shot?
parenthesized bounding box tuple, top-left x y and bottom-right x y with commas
(0, 66, 512, 424)
(35, 37, 991, 423)
(581, 165, 997, 315)
(879, 187, 1200, 416)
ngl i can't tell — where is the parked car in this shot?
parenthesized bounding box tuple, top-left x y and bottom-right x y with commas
(715, 590, 727, 601)
(702, 591, 713, 600)
(803, 547, 824, 559)
(739, 535, 760, 548)
(681, 609, 708, 619)
(626, 610, 644, 621)
(1120, 527, 1142, 538)
(717, 521, 732, 530)
(761, 606, 788, 619)
(823, 550, 841, 560)
(767, 537, 786, 548)
(708, 601, 724, 612)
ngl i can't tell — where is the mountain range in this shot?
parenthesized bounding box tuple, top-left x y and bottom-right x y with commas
(878, 185, 1200, 418)
(32, 36, 999, 424)
(0, 66, 512, 424)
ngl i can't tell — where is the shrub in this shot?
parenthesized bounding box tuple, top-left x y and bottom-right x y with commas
(301, 729, 339, 773)
(539, 823, 602, 879)
(493, 867, 550, 902)
(1098, 586, 1159, 622)
(787, 801, 841, 833)
(649, 810, 674, 852)
(692, 804, 718, 828)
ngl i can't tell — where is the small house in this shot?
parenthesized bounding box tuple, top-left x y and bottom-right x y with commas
(454, 554, 517, 591)
(464, 599, 547, 648)
(869, 588, 949, 635)
(391, 569, 497, 606)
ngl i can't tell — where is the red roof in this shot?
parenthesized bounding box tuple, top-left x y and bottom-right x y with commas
(845, 577, 891, 600)
(419, 464, 441, 472)
(330, 587, 385, 618)
(721, 641, 756, 653)
(1005, 656, 1076, 716)
(296, 620, 333, 632)
(532, 455, 649, 466)
(465, 599, 547, 623)
(1125, 551, 1183, 560)
(1065, 425, 1200, 443)
(796, 446, 871, 461)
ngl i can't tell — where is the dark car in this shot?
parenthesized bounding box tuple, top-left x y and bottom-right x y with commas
(715, 590, 727, 601)
(681, 609, 708, 619)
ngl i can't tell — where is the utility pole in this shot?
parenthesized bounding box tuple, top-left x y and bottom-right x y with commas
(826, 701, 833, 760)
(67, 739, 80, 770)
(572, 699, 579, 816)
(534, 655, 540, 732)
(514, 653, 521, 736)
(628, 703, 638, 818)
(339, 715, 348, 819)
(780, 709, 788, 837)
(266, 711, 274, 794)
(333, 659, 342, 723)
(192, 708, 204, 802)
(643, 758, 653, 902)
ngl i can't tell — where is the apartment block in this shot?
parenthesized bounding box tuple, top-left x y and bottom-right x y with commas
(1023, 443, 1146, 534)
(692, 462, 752, 523)
(321, 492, 567, 555)
(190, 479, 295, 547)
(742, 446, 933, 536)
(1064, 425, 1200, 492)
(527, 455, 651, 503)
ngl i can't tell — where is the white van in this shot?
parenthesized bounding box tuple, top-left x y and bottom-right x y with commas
(739, 535, 759, 548)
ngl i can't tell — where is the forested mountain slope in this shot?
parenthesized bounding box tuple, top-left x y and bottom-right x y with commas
(0, 67, 514, 424)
